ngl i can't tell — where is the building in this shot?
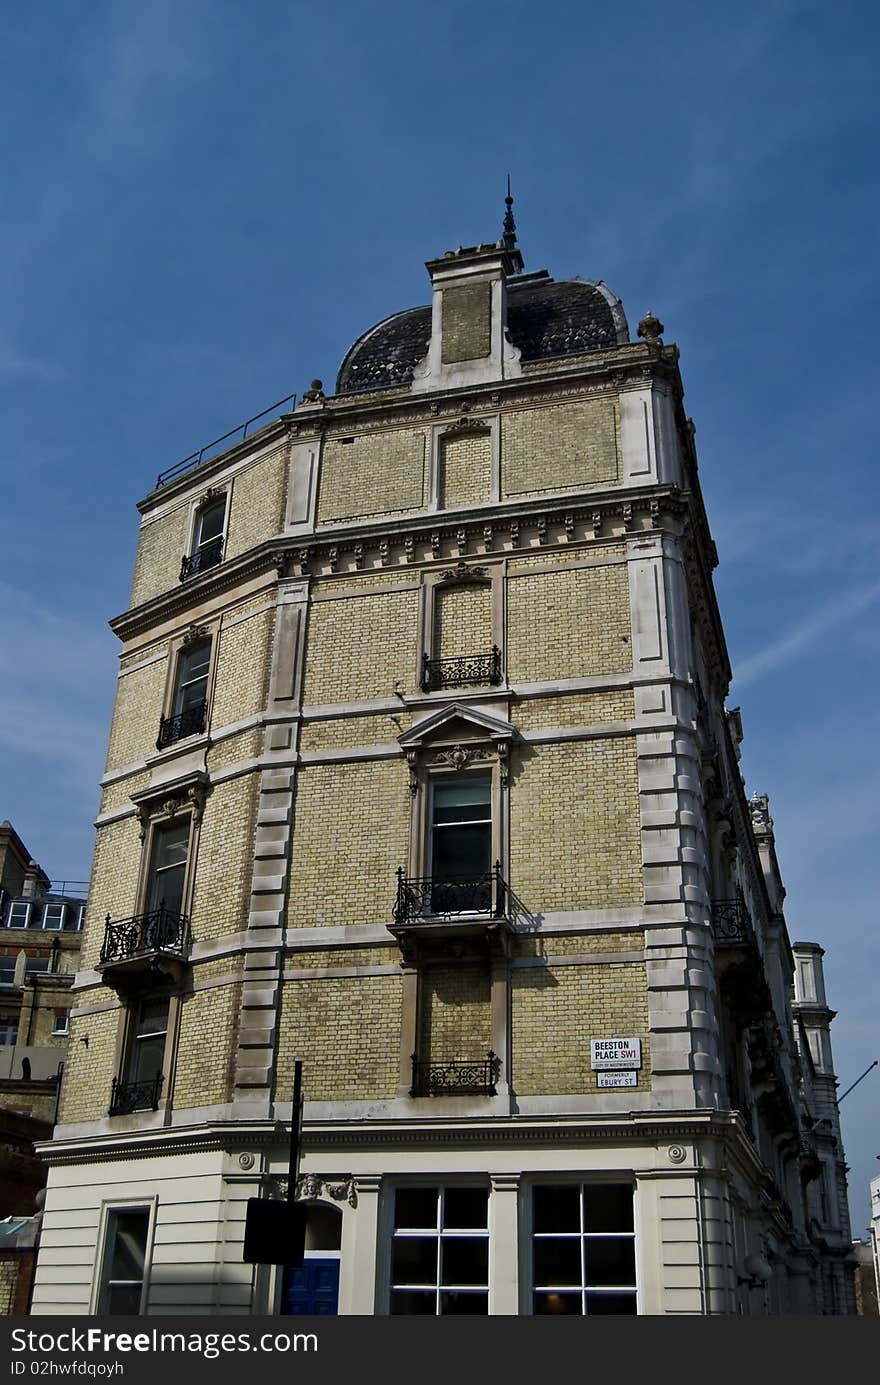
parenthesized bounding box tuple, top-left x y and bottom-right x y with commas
(0, 820, 85, 1313)
(31, 206, 854, 1315)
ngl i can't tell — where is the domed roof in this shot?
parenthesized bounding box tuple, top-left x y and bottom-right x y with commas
(335, 276, 629, 396)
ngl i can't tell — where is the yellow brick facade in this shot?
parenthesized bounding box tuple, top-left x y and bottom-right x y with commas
(192, 775, 259, 941)
(433, 581, 493, 660)
(299, 712, 409, 753)
(174, 980, 240, 1108)
(209, 607, 273, 731)
(507, 563, 632, 682)
(287, 760, 409, 928)
(303, 588, 421, 703)
(439, 429, 492, 508)
(500, 397, 620, 496)
(104, 657, 168, 773)
(129, 506, 189, 608)
(510, 739, 642, 910)
(58, 1004, 120, 1123)
(225, 447, 287, 559)
(512, 962, 650, 1095)
(79, 819, 142, 969)
(318, 428, 428, 524)
(513, 689, 635, 731)
(418, 964, 491, 1058)
(275, 974, 402, 1100)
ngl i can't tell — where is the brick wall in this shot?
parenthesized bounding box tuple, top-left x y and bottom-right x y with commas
(509, 739, 642, 910)
(513, 689, 635, 731)
(210, 607, 273, 731)
(225, 447, 287, 559)
(174, 980, 240, 1108)
(418, 964, 491, 1059)
(275, 974, 402, 1100)
(287, 761, 409, 928)
(79, 820, 141, 970)
(500, 398, 619, 496)
(129, 507, 189, 608)
(512, 961, 650, 1095)
(192, 775, 259, 942)
(105, 658, 168, 773)
(507, 563, 632, 682)
(441, 283, 491, 363)
(433, 583, 493, 660)
(300, 712, 409, 753)
(318, 429, 428, 524)
(303, 589, 421, 703)
(58, 1004, 120, 1123)
(439, 431, 492, 508)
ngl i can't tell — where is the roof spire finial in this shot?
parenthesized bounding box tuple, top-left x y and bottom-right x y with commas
(503, 175, 517, 251)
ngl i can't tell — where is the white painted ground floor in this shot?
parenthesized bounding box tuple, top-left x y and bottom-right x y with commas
(30, 1112, 850, 1316)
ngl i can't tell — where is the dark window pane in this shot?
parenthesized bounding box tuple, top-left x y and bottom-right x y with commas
(441, 1237, 488, 1286)
(107, 1212, 148, 1281)
(394, 1188, 438, 1230)
(584, 1237, 636, 1287)
(432, 825, 491, 881)
(105, 1283, 143, 1315)
(534, 1237, 581, 1286)
(440, 1291, 488, 1315)
(390, 1290, 435, 1315)
(583, 1184, 633, 1233)
(197, 501, 225, 544)
(432, 778, 491, 822)
(443, 1187, 488, 1229)
(533, 1185, 580, 1233)
(585, 1291, 637, 1315)
(177, 641, 211, 686)
(391, 1237, 437, 1285)
(533, 1291, 581, 1315)
(135, 999, 169, 1037)
(129, 1034, 165, 1085)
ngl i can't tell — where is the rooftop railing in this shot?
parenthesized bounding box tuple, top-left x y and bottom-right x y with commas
(155, 393, 297, 489)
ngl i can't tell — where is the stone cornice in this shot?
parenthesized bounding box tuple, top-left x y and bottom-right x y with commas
(38, 1108, 743, 1166)
(110, 485, 689, 642)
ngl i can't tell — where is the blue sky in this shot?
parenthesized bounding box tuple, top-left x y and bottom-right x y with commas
(1, 1, 877, 1229)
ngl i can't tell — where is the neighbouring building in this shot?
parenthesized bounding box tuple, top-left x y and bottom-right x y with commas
(31, 205, 854, 1315)
(0, 820, 85, 1312)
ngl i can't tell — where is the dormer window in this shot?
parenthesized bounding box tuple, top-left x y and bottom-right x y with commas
(180, 495, 226, 581)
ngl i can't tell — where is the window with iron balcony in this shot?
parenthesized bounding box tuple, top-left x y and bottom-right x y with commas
(156, 638, 210, 750)
(180, 494, 225, 581)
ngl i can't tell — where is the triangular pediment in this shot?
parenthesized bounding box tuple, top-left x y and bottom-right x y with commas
(398, 702, 514, 750)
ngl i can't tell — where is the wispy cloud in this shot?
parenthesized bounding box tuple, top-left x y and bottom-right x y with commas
(733, 579, 880, 687)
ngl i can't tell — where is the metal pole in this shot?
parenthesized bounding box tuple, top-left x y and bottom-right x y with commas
(837, 1058, 878, 1105)
(287, 1059, 303, 1204)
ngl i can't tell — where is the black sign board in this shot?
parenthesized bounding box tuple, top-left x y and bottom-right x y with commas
(243, 1197, 307, 1267)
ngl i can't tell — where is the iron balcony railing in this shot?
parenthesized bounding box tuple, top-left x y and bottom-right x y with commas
(411, 1051, 499, 1097)
(180, 536, 223, 582)
(109, 1073, 163, 1116)
(421, 647, 502, 693)
(394, 863, 508, 927)
(711, 897, 757, 948)
(156, 699, 207, 750)
(100, 905, 191, 966)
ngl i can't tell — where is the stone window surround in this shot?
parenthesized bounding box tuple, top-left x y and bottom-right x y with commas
(428, 414, 501, 511)
(156, 617, 222, 736)
(417, 558, 506, 690)
(90, 1197, 158, 1315)
(182, 482, 232, 567)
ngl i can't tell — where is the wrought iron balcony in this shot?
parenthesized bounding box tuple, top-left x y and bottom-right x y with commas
(109, 1073, 163, 1116)
(180, 536, 223, 582)
(421, 647, 502, 692)
(156, 700, 207, 750)
(711, 898, 757, 948)
(393, 864, 508, 928)
(411, 1052, 499, 1097)
(100, 905, 191, 967)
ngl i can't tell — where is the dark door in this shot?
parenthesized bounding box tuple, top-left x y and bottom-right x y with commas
(283, 1258, 340, 1315)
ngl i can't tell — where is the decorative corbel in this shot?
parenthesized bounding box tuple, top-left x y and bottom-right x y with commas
(182, 623, 208, 648)
(498, 742, 510, 790)
(353, 543, 364, 570)
(592, 510, 603, 538)
(406, 750, 420, 797)
(379, 540, 390, 567)
(328, 547, 339, 573)
(482, 524, 494, 552)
